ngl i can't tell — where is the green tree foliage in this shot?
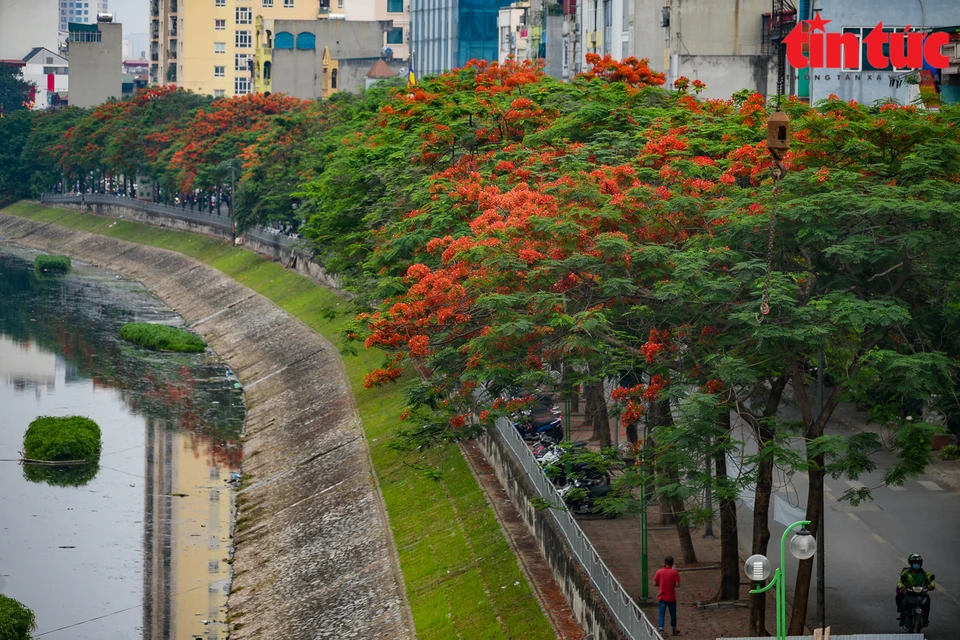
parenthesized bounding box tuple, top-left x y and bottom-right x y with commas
(0, 66, 34, 115)
(0, 110, 32, 198)
(33, 255, 71, 272)
(0, 594, 36, 640)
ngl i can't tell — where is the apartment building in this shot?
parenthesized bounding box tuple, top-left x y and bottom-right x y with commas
(150, 0, 337, 96)
(59, 0, 108, 34)
(344, 0, 411, 62)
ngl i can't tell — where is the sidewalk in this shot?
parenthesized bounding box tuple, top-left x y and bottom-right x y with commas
(550, 407, 764, 638)
(581, 509, 765, 639)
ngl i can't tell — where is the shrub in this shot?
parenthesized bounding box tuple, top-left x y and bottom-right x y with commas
(34, 254, 71, 272)
(23, 415, 102, 462)
(119, 322, 206, 353)
(0, 594, 37, 640)
(939, 444, 960, 461)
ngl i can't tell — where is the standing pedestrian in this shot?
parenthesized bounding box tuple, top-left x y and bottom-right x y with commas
(653, 555, 681, 636)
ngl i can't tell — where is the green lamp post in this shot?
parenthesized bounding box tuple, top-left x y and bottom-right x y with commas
(744, 519, 817, 640)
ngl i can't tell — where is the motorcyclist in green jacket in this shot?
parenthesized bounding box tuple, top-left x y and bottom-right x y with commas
(896, 553, 936, 624)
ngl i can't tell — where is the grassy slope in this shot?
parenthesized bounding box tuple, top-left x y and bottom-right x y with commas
(3, 201, 554, 640)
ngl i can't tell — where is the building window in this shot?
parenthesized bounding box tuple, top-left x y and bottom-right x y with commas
(216, 0, 225, 5)
(295, 32, 315, 50)
(235, 53, 251, 71)
(214, 65, 225, 76)
(236, 30, 252, 48)
(840, 26, 910, 72)
(214, 41, 226, 53)
(337, 0, 342, 7)
(235, 76, 250, 94)
(331, 68, 337, 89)
(386, 0, 402, 11)
(263, 60, 271, 79)
(214, 89, 225, 97)
(386, 27, 403, 44)
(215, 18, 225, 29)
(274, 31, 293, 49)
(236, 7, 251, 24)
(263, 0, 273, 6)
(283, 0, 293, 6)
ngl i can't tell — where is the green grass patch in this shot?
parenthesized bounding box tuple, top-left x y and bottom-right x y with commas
(2, 201, 556, 640)
(120, 322, 207, 353)
(34, 254, 71, 272)
(24, 415, 102, 461)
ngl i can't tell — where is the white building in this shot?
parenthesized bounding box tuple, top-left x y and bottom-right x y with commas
(59, 0, 109, 34)
(498, 2, 531, 64)
(21, 47, 69, 109)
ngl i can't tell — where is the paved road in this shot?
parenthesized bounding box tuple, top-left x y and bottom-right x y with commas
(732, 400, 960, 638)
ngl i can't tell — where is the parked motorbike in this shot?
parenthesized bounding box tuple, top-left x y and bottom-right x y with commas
(557, 478, 618, 517)
(900, 581, 933, 632)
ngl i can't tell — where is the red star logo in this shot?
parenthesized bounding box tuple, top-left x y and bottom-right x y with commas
(805, 12, 831, 32)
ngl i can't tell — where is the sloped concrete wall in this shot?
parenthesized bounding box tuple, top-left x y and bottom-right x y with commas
(0, 213, 414, 640)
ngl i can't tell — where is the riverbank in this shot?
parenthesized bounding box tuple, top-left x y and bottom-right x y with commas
(0, 207, 414, 639)
(0, 201, 557, 639)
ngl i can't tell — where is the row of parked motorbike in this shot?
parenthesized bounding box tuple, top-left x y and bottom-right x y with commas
(507, 391, 618, 518)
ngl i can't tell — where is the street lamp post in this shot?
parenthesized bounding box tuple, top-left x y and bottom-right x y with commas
(744, 520, 817, 640)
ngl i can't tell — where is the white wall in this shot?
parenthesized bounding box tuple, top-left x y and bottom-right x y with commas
(676, 54, 775, 100)
(0, 0, 60, 59)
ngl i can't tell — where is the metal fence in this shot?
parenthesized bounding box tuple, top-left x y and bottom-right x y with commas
(494, 415, 664, 640)
(40, 194, 300, 251)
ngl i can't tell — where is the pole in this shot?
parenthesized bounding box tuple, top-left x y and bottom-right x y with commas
(229, 164, 236, 244)
(749, 519, 811, 640)
(704, 437, 715, 538)
(640, 413, 650, 598)
(817, 347, 826, 630)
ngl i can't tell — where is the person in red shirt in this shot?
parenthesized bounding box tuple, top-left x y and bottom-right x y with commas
(653, 555, 681, 636)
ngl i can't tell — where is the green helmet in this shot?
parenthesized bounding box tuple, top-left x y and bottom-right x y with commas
(908, 554, 923, 567)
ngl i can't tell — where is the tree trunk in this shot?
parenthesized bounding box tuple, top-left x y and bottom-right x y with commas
(657, 399, 697, 563)
(788, 365, 838, 634)
(746, 375, 789, 636)
(716, 410, 740, 602)
(584, 380, 611, 447)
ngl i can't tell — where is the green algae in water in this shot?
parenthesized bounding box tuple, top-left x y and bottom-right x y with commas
(33, 254, 71, 273)
(24, 415, 102, 462)
(120, 322, 207, 353)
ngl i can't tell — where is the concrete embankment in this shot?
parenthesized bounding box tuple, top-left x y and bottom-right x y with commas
(0, 213, 414, 640)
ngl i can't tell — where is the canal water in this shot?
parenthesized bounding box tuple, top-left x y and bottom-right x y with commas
(0, 246, 244, 639)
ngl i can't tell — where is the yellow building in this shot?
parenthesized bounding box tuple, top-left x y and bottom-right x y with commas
(150, 0, 341, 97)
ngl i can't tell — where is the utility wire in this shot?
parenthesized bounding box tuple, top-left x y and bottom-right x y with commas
(34, 584, 209, 637)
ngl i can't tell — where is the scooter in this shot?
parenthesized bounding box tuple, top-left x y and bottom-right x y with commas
(557, 478, 617, 517)
(900, 581, 933, 632)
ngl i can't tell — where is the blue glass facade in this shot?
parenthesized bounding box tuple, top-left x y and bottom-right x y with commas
(410, 0, 512, 76)
(456, 0, 512, 68)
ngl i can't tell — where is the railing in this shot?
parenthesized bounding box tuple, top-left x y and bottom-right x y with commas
(493, 415, 664, 640)
(40, 194, 300, 251)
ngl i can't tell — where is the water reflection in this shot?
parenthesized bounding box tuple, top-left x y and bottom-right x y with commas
(0, 248, 243, 639)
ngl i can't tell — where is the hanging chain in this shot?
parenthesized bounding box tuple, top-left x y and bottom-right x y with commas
(757, 149, 787, 323)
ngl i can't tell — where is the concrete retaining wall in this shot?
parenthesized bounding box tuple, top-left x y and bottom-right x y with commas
(0, 213, 414, 640)
(477, 426, 627, 640)
(48, 200, 346, 292)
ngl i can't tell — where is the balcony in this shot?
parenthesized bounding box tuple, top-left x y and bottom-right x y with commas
(170, 0, 178, 13)
(151, 53, 159, 61)
(168, 50, 177, 60)
(170, 27, 178, 36)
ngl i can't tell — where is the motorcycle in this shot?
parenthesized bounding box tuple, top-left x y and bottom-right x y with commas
(900, 580, 933, 632)
(557, 478, 618, 517)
